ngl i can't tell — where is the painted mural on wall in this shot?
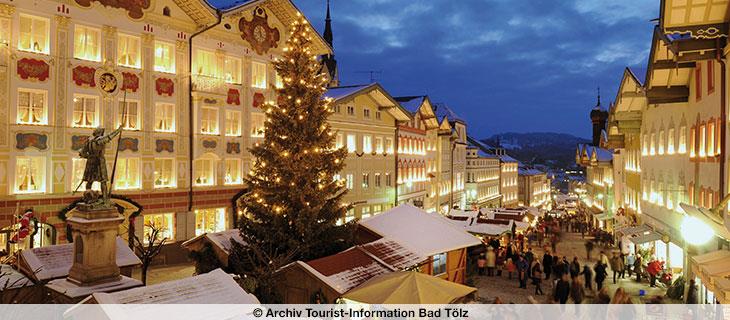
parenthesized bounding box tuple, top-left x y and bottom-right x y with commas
(16, 133, 48, 150)
(226, 142, 241, 154)
(72, 135, 89, 151)
(227, 88, 241, 105)
(74, 0, 150, 20)
(17, 58, 50, 82)
(155, 77, 174, 96)
(238, 7, 280, 55)
(72, 65, 96, 87)
(122, 72, 140, 92)
(155, 139, 174, 153)
(118, 137, 139, 152)
(252, 92, 265, 108)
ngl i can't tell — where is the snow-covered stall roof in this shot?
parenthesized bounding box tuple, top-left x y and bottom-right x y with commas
(359, 238, 425, 270)
(0, 264, 33, 290)
(85, 268, 258, 304)
(19, 237, 141, 281)
(181, 229, 245, 267)
(299, 247, 395, 294)
(359, 204, 481, 256)
(447, 218, 512, 236)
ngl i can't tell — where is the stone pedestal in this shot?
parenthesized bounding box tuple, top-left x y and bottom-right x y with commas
(46, 205, 142, 303)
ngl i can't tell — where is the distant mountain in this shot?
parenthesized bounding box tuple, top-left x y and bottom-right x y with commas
(482, 132, 590, 169)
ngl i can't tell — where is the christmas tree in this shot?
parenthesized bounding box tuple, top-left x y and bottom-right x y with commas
(230, 14, 354, 302)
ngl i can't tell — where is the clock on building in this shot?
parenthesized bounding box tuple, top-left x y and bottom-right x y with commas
(94, 68, 123, 96)
(238, 7, 280, 55)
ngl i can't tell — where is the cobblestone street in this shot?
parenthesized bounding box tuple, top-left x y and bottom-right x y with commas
(473, 231, 678, 304)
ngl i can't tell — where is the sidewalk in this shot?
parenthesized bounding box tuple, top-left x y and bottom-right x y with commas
(131, 262, 195, 285)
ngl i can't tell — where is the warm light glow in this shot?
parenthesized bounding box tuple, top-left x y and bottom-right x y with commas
(681, 215, 713, 245)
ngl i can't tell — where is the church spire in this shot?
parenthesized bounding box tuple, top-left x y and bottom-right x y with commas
(323, 0, 333, 48)
(596, 86, 601, 107)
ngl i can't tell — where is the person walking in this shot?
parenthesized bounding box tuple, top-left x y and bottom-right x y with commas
(486, 246, 496, 276)
(505, 257, 516, 280)
(571, 278, 586, 304)
(610, 252, 624, 284)
(619, 253, 627, 279)
(687, 279, 699, 304)
(626, 253, 635, 277)
(634, 255, 643, 282)
(517, 255, 529, 289)
(532, 261, 544, 295)
(599, 251, 610, 266)
(542, 251, 553, 280)
(647, 259, 661, 287)
(525, 247, 535, 279)
(585, 240, 594, 260)
(554, 274, 571, 304)
(594, 261, 608, 291)
(477, 253, 487, 276)
(496, 249, 505, 277)
(581, 265, 593, 291)
(570, 256, 581, 279)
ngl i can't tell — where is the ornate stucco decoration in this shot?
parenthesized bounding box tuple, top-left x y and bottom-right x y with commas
(238, 7, 280, 55)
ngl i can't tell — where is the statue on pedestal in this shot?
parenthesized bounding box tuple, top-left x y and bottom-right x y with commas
(77, 125, 123, 209)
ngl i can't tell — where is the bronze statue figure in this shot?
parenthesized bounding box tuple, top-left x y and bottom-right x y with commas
(78, 125, 123, 207)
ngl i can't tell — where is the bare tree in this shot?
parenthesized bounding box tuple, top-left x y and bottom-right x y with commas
(131, 223, 168, 285)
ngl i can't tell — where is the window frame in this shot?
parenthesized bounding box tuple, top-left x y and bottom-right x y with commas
(224, 158, 242, 185)
(72, 94, 100, 128)
(114, 157, 141, 190)
(251, 61, 267, 89)
(17, 88, 48, 125)
(118, 99, 141, 131)
(154, 102, 176, 132)
(14, 156, 46, 194)
(200, 106, 219, 135)
(117, 33, 141, 68)
(153, 158, 176, 189)
(154, 41, 176, 73)
(143, 213, 175, 244)
(73, 24, 101, 62)
(18, 14, 50, 54)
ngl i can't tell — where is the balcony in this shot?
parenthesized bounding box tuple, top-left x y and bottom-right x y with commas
(192, 74, 229, 95)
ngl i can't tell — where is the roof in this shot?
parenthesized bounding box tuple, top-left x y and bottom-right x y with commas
(518, 167, 544, 176)
(0, 264, 33, 290)
(324, 83, 411, 121)
(86, 268, 259, 304)
(359, 238, 425, 270)
(433, 103, 465, 124)
(359, 204, 481, 256)
(300, 247, 394, 294)
(19, 237, 141, 281)
(394, 96, 427, 114)
(181, 229, 245, 267)
(498, 154, 519, 163)
(341, 271, 477, 304)
(591, 147, 613, 162)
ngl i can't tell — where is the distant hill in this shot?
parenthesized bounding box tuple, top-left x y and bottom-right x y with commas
(482, 132, 590, 168)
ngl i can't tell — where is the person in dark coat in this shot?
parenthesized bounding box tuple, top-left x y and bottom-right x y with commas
(581, 265, 593, 291)
(571, 278, 586, 304)
(570, 256, 581, 279)
(687, 279, 699, 304)
(552, 255, 563, 278)
(543, 251, 553, 280)
(554, 274, 571, 304)
(517, 255, 529, 289)
(594, 262, 608, 291)
(595, 287, 611, 304)
(532, 261, 544, 295)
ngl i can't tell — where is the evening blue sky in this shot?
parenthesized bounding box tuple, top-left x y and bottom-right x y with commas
(210, 0, 658, 139)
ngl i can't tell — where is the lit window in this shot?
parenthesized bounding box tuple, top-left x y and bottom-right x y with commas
(650, 133, 656, 155)
(72, 95, 99, 128)
(72, 158, 100, 191)
(74, 25, 101, 61)
(361, 206, 371, 219)
(375, 137, 384, 154)
(346, 134, 356, 153)
(250, 113, 265, 137)
(658, 130, 665, 155)
(667, 128, 675, 155)
(363, 135, 372, 153)
(115, 158, 140, 190)
(375, 111, 381, 120)
(362, 173, 369, 189)
(225, 110, 241, 136)
(15, 157, 45, 194)
(17, 89, 47, 125)
(144, 213, 174, 243)
(363, 108, 370, 118)
(224, 56, 241, 84)
(194, 50, 216, 77)
(344, 208, 355, 223)
(154, 41, 175, 73)
(335, 133, 344, 149)
(117, 34, 141, 68)
(386, 173, 392, 187)
(194, 208, 226, 236)
(346, 174, 354, 189)
(19, 14, 49, 54)
(386, 138, 394, 154)
(275, 72, 284, 89)
(708, 121, 715, 156)
(642, 134, 648, 156)
(194, 156, 216, 186)
(375, 173, 381, 187)
(155, 103, 175, 132)
(224, 158, 242, 185)
(154, 158, 175, 188)
(251, 61, 267, 89)
(200, 106, 219, 135)
(118, 100, 140, 130)
(432, 253, 447, 275)
(680, 126, 688, 155)
(347, 106, 355, 116)
(699, 124, 706, 157)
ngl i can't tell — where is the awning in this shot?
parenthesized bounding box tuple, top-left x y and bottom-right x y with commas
(713, 278, 730, 304)
(628, 231, 662, 245)
(690, 250, 730, 295)
(593, 213, 612, 221)
(341, 271, 477, 304)
(616, 224, 652, 237)
(589, 206, 603, 215)
(680, 203, 730, 240)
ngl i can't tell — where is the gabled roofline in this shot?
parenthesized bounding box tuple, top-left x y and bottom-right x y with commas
(329, 83, 412, 121)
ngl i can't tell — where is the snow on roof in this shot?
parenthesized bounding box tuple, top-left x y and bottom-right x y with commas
(89, 268, 259, 304)
(182, 229, 244, 254)
(394, 96, 426, 114)
(498, 154, 519, 163)
(359, 238, 425, 270)
(518, 167, 544, 176)
(324, 84, 374, 101)
(592, 147, 613, 162)
(303, 247, 394, 294)
(447, 218, 512, 236)
(433, 103, 465, 124)
(360, 204, 481, 256)
(20, 237, 141, 281)
(0, 264, 33, 290)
